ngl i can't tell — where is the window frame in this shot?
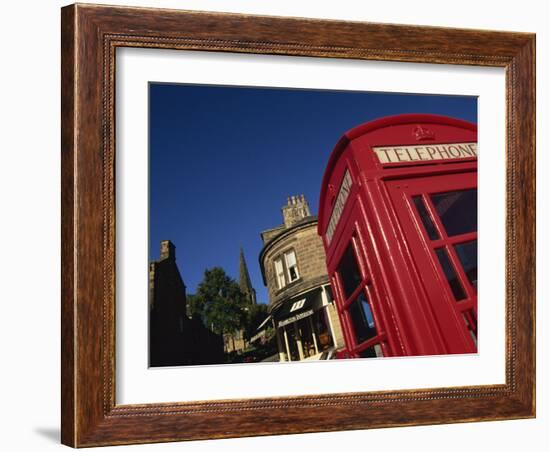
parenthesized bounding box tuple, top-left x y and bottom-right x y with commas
(406, 179, 478, 342)
(334, 235, 389, 358)
(274, 257, 286, 289)
(413, 191, 478, 305)
(284, 249, 300, 283)
(273, 248, 300, 290)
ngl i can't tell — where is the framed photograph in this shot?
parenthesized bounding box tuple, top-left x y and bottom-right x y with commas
(61, 3, 535, 447)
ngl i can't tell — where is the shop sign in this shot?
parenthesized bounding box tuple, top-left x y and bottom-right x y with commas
(278, 309, 314, 328)
(326, 169, 353, 244)
(373, 142, 477, 164)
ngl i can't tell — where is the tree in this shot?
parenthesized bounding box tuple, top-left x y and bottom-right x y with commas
(192, 267, 248, 336)
(185, 293, 200, 319)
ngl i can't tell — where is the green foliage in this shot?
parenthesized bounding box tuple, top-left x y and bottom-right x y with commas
(191, 267, 271, 344)
(185, 293, 200, 318)
(192, 267, 248, 336)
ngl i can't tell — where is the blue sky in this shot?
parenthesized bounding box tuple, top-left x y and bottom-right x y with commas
(149, 83, 477, 303)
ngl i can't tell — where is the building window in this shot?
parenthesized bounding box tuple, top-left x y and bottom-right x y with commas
(284, 250, 299, 283)
(274, 249, 300, 289)
(274, 258, 285, 289)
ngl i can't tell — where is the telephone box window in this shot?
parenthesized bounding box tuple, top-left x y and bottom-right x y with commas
(462, 308, 478, 343)
(358, 344, 384, 358)
(412, 195, 440, 240)
(349, 292, 377, 344)
(435, 247, 466, 301)
(454, 240, 478, 291)
(338, 243, 362, 299)
(430, 188, 477, 237)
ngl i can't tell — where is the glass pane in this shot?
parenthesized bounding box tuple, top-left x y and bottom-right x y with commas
(435, 248, 466, 301)
(325, 285, 334, 302)
(284, 250, 296, 267)
(412, 195, 439, 240)
(349, 292, 377, 344)
(312, 310, 333, 350)
(462, 309, 478, 345)
(430, 188, 477, 236)
(454, 240, 478, 291)
(285, 326, 300, 361)
(288, 266, 298, 281)
(358, 344, 383, 358)
(275, 259, 285, 288)
(337, 243, 362, 299)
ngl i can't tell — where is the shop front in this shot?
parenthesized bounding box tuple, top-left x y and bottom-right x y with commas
(317, 114, 478, 358)
(272, 286, 338, 361)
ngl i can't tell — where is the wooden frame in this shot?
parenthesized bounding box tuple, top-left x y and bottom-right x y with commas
(61, 3, 535, 447)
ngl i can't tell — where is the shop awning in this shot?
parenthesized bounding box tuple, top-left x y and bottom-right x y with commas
(274, 289, 325, 328)
(250, 315, 273, 343)
(255, 315, 272, 331)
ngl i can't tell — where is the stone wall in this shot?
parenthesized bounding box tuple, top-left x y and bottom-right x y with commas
(326, 302, 345, 349)
(262, 221, 329, 308)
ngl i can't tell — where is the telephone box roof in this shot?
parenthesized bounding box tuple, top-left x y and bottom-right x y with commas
(317, 113, 477, 230)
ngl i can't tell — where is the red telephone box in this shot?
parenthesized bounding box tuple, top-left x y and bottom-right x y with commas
(318, 114, 478, 358)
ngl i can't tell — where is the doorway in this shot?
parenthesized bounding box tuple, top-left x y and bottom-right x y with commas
(386, 171, 478, 352)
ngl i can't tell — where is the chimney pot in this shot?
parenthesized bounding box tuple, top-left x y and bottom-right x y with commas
(160, 240, 176, 261)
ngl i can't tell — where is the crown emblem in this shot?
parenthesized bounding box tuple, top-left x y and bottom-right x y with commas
(413, 125, 435, 141)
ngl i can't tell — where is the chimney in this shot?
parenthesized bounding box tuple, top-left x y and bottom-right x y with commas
(159, 240, 176, 261)
(282, 194, 311, 228)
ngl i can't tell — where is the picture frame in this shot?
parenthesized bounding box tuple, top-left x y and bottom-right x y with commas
(61, 3, 535, 447)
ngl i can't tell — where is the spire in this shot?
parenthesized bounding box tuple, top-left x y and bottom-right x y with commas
(239, 247, 257, 305)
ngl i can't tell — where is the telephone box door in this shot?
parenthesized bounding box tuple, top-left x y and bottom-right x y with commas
(386, 172, 478, 354)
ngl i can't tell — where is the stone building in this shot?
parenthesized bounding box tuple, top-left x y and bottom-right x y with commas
(149, 240, 224, 367)
(259, 195, 345, 361)
(223, 329, 247, 355)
